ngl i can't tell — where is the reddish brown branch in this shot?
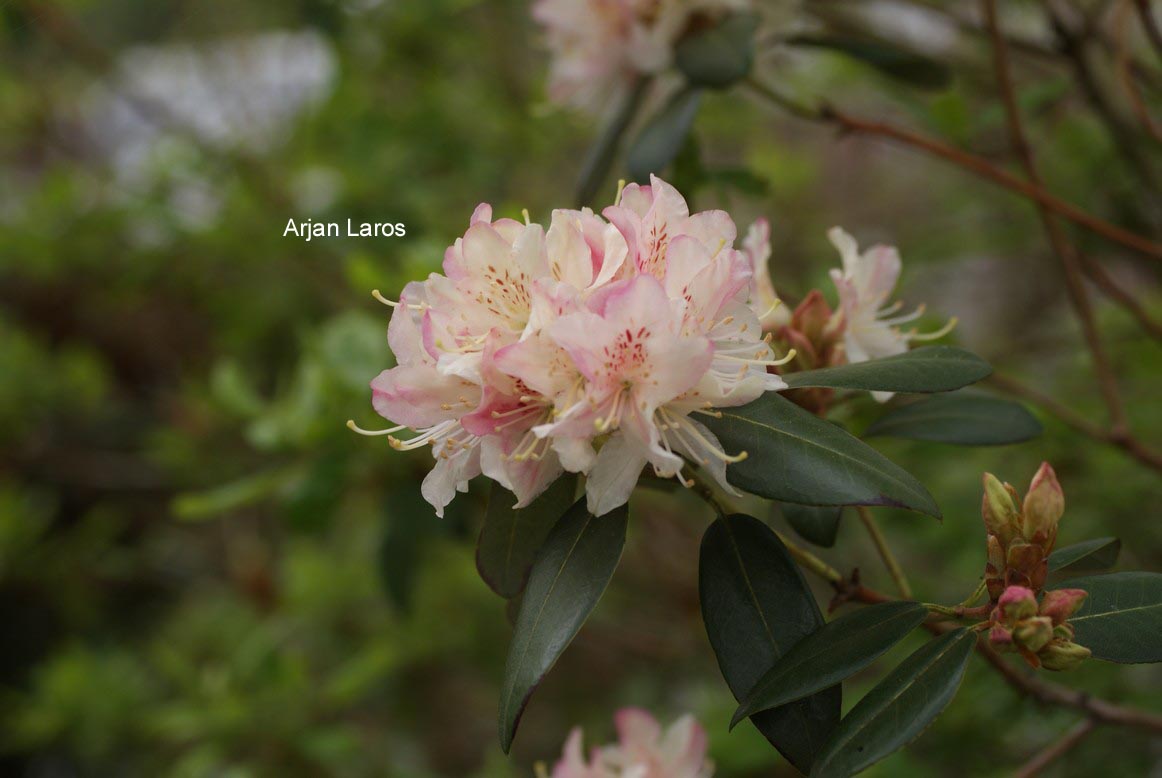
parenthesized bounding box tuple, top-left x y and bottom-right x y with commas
(1015, 718, 1098, 778)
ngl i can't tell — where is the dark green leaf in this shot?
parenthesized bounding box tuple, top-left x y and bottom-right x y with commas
(702, 393, 940, 517)
(789, 34, 952, 90)
(626, 87, 702, 181)
(811, 629, 976, 777)
(675, 12, 759, 88)
(1056, 572, 1162, 663)
(379, 484, 439, 615)
(782, 347, 991, 393)
(477, 476, 578, 599)
(733, 602, 929, 727)
(1048, 537, 1121, 575)
(782, 503, 843, 548)
(575, 77, 649, 207)
(498, 499, 628, 751)
(863, 394, 1042, 446)
(700, 515, 840, 772)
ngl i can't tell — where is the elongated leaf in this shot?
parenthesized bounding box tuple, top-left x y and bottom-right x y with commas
(811, 629, 976, 777)
(498, 499, 628, 751)
(674, 12, 759, 88)
(789, 34, 952, 90)
(864, 394, 1042, 446)
(477, 476, 578, 599)
(1056, 572, 1162, 663)
(700, 515, 840, 772)
(1048, 537, 1121, 575)
(782, 347, 991, 393)
(732, 602, 929, 727)
(626, 87, 702, 181)
(782, 503, 843, 548)
(575, 77, 649, 207)
(702, 393, 940, 517)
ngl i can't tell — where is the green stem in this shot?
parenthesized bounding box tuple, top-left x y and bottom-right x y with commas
(855, 506, 913, 599)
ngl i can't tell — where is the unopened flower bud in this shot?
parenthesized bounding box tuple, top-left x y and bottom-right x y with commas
(1039, 588, 1087, 626)
(1021, 462, 1064, 543)
(997, 586, 1038, 623)
(1053, 623, 1075, 641)
(1039, 640, 1091, 672)
(989, 624, 1014, 649)
(1013, 616, 1054, 654)
(982, 473, 1020, 545)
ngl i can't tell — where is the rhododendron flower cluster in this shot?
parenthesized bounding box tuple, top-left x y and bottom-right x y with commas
(355, 176, 791, 517)
(533, 0, 752, 114)
(548, 708, 713, 778)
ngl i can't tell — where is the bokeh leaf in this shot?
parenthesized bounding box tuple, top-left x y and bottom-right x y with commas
(781, 503, 843, 548)
(626, 87, 702, 181)
(810, 628, 976, 777)
(733, 602, 929, 726)
(674, 12, 759, 88)
(576, 77, 649, 207)
(476, 476, 577, 599)
(782, 347, 991, 393)
(703, 393, 940, 517)
(789, 34, 953, 90)
(498, 499, 628, 752)
(700, 514, 840, 772)
(1057, 572, 1162, 663)
(863, 393, 1042, 446)
(1049, 537, 1121, 575)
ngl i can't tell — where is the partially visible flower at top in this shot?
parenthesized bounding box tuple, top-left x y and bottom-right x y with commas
(548, 708, 713, 778)
(353, 176, 793, 518)
(825, 227, 956, 402)
(533, 0, 752, 115)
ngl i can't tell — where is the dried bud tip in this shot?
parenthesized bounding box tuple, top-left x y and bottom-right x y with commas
(1039, 588, 1087, 625)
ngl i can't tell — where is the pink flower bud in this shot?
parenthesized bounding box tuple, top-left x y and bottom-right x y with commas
(1021, 462, 1064, 542)
(1039, 588, 1087, 625)
(997, 585, 1038, 623)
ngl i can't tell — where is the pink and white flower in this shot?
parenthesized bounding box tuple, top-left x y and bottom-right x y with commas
(826, 227, 955, 402)
(353, 176, 792, 517)
(533, 0, 752, 115)
(550, 708, 713, 778)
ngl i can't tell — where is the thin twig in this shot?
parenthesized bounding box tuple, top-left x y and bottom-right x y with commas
(985, 0, 1130, 435)
(1081, 255, 1162, 341)
(855, 506, 913, 598)
(1015, 718, 1098, 778)
(987, 373, 1162, 472)
(1135, 0, 1162, 58)
(742, 77, 1162, 259)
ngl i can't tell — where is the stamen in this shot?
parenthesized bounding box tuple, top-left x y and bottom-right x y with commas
(371, 289, 400, 307)
(346, 419, 408, 436)
(522, 208, 531, 225)
(909, 316, 958, 342)
(615, 179, 627, 205)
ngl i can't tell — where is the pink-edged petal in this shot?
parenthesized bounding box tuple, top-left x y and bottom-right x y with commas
(370, 366, 478, 428)
(614, 707, 662, 752)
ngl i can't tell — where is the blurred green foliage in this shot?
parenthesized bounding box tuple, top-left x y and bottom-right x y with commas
(1, 0, 1160, 775)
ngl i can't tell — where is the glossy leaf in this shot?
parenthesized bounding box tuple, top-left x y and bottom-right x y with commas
(1048, 537, 1121, 575)
(498, 499, 627, 751)
(1057, 572, 1162, 663)
(674, 12, 759, 88)
(702, 393, 940, 517)
(477, 476, 578, 599)
(811, 629, 976, 777)
(789, 34, 953, 90)
(626, 87, 702, 181)
(732, 602, 929, 726)
(700, 514, 840, 772)
(863, 393, 1042, 446)
(782, 347, 991, 393)
(782, 503, 842, 548)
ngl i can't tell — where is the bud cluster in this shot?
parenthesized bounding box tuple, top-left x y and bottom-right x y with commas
(981, 462, 1065, 602)
(988, 586, 1091, 671)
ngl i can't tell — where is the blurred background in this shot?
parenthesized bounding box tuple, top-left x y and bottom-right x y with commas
(1, 0, 1160, 775)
